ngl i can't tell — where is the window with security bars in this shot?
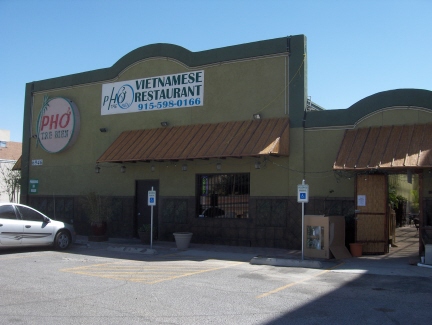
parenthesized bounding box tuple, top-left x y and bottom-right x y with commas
(196, 173, 250, 218)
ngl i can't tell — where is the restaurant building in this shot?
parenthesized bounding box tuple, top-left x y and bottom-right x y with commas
(20, 35, 432, 254)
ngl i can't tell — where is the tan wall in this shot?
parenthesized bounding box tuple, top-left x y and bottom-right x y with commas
(251, 157, 291, 197)
(287, 128, 304, 193)
(28, 55, 290, 197)
(303, 128, 354, 197)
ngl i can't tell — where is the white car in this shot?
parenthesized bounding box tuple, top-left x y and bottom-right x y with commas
(0, 202, 76, 250)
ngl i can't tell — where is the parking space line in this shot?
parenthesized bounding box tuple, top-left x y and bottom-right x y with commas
(61, 260, 244, 284)
(256, 262, 345, 299)
(148, 262, 244, 284)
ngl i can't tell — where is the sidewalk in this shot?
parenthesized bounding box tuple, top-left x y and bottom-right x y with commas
(75, 234, 301, 262)
(331, 225, 432, 277)
(74, 226, 431, 277)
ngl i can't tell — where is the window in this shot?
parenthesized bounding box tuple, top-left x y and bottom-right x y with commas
(0, 141, 6, 148)
(15, 206, 46, 222)
(196, 173, 250, 218)
(0, 205, 17, 220)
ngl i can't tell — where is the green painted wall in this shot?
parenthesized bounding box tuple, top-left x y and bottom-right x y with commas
(26, 35, 432, 208)
(22, 36, 308, 200)
(356, 107, 432, 127)
(304, 128, 354, 197)
(303, 104, 432, 199)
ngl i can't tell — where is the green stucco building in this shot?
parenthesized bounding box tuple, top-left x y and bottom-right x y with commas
(20, 35, 432, 255)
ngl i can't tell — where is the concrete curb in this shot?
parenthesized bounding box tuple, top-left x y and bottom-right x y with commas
(250, 256, 323, 269)
(417, 263, 432, 269)
(107, 246, 158, 255)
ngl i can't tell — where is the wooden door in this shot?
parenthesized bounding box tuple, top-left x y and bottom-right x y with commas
(355, 174, 389, 254)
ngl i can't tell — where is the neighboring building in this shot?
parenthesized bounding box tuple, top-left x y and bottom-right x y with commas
(20, 35, 432, 255)
(0, 130, 22, 202)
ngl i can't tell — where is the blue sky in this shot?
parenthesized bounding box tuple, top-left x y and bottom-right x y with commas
(1, 0, 431, 142)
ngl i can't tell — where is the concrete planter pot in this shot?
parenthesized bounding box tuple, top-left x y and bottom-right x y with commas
(349, 243, 363, 257)
(89, 221, 108, 242)
(173, 232, 193, 250)
(91, 221, 107, 236)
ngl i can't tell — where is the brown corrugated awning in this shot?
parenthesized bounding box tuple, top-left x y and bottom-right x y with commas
(97, 118, 289, 163)
(334, 123, 432, 170)
(12, 156, 21, 171)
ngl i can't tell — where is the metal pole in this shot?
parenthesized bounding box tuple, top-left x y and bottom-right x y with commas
(150, 205, 153, 249)
(302, 201, 304, 260)
(150, 186, 153, 249)
(301, 179, 305, 260)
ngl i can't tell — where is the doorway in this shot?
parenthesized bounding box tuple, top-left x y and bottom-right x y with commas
(135, 180, 159, 238)
(389, 173, 420, 227)
(355, 174, 388, 254)
(355, 172, 421, 255)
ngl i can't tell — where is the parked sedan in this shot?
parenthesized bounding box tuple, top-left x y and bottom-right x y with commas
(0, 203, 76, 250)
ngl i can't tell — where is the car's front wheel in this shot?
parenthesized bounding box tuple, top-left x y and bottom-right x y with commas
(54, 230, 71, 250)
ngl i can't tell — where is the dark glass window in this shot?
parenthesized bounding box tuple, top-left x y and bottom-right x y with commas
(16, 206, 46, 222)
(196, 173, 250, 218)
(0, 205, 17, 220)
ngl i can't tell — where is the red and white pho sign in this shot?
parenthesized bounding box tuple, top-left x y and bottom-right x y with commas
(37, 97, 81, 153)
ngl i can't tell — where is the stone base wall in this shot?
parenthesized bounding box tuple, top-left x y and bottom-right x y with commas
(27, 195, 135, 238)
(159, 196, 355, 250)
(26, 195, 355, 249)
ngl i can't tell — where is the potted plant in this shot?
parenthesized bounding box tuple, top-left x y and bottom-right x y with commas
(138, 224, 151, 244)
(82, 192, 112, 238)
(411, 189, 419, 214)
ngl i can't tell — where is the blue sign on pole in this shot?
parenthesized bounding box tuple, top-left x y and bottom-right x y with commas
(148, 190, 156, 206)
(297, 184, 309, 203)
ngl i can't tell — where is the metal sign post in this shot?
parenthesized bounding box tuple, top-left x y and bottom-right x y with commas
(297, 180, 309, 260)
(148, 187, 156, 249)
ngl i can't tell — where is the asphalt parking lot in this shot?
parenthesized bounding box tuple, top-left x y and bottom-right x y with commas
(0, 226, 431, 325)
(61, 256, 245, 285)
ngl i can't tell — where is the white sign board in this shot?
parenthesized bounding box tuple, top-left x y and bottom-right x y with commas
(148, 190, 156, 206)
(297, 184, 309, 203)
(101, 71, 204, 115)
(37, 97, 81, 153)
(357, 195, 366, 207)
(32, 159, 43, 166)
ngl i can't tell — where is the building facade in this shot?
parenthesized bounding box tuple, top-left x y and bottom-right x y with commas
(20, 35, 432, 253)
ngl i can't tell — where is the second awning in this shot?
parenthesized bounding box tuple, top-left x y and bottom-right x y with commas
(334, 123, 432, 170)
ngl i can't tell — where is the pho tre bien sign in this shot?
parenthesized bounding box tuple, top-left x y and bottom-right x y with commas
(37, 97, 81, 153)
(101, 71, 204, 115)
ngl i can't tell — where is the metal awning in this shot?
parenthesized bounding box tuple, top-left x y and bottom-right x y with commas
(97, 118, 289, 163)
(334, 123, 432, 170)
(12, 156, 21, 171)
